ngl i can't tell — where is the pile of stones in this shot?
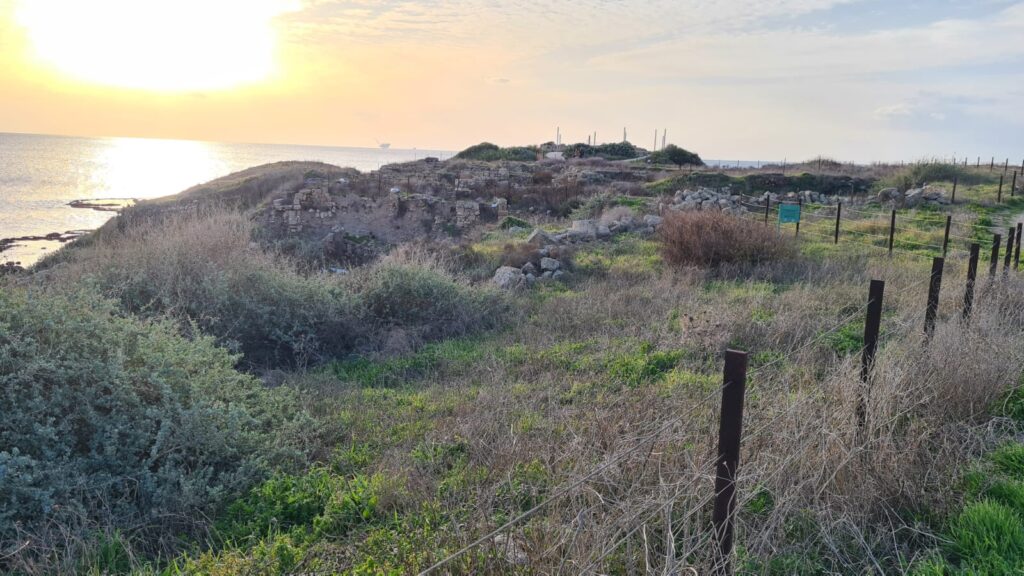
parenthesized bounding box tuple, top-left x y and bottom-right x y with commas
(876, 185, 950, 207)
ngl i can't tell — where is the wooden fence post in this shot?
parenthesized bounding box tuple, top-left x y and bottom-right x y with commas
(834, 202, 842, 244)
(991, 157, 995, 171)
(925, 257, 944, 337)
(998, 174, 1004, 203)
(1013, 171, 1018, 197)
(858, 280, 885, 428)
(942, 215, 951, 256)
(964, 243, 980, 319)
(952, 176, 958, 203)
(888, 210, 896, 256)
(990, 234, 1002, 277)
(713, 350, 749, 576)
(764, 196, 770, 226)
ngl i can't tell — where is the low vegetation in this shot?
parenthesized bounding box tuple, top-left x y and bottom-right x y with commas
(454, 142, 539, 162)
(659, 210, 796, 267)
(44, 209, 507, 369)
(3, 158, 1024, 575)
(647, 143, 704, 167)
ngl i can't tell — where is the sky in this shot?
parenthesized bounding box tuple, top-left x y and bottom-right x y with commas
(1, 0, 1022, 162)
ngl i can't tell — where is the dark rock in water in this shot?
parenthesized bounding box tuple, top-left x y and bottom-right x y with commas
(0, 262, 25, 275)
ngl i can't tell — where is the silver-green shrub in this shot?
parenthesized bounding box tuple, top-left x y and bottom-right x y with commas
(0, 287, 308, 565)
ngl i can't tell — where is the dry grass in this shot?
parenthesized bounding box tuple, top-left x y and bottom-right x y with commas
(659, 210, 797, 267)
(264, 247, 1024, 574)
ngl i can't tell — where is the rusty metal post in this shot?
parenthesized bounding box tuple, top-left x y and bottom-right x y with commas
(990, 234, 1002, 277)
(1005, 227, 1016, 272)
(1015, 223, 1022, 270)
(713, 350, 749, 576)
(942, 215, 951, 256)
(796, 197, 802, 237)
(964, 243, 980, 320)
(888, 209, 896, 256)
(858, 280, 885, 428)
(925, 257, 944, 337)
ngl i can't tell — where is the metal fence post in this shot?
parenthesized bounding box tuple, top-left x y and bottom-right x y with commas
(834, 202, 842, 244)
(964, 243, 980, 319)
(990, 234, 1002, 277)
(1015, 223, 1022, 270)
(942, 215, 951, 256)
(1006, 227, 1016, 273)
(796, 197, 802, 237)
(925, 257, 944, 337)
(713, 350, 749, 576)
(888, 210, 896, 256)
(858, 280, 885, 428)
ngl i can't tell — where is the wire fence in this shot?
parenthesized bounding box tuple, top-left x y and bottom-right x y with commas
(416, 248, 981, 574)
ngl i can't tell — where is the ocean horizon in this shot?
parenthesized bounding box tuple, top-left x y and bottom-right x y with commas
(0, 132, 454, 265)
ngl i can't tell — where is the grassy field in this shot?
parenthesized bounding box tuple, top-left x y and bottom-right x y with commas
(3, 162, 1024, 575)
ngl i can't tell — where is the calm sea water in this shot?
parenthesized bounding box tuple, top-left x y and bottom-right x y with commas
(0, 132, 451, 265)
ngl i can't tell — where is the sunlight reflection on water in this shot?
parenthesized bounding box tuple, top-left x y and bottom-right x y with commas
(0, 133, 450, 266)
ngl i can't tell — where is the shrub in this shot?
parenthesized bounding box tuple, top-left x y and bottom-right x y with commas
(658, 210, 796, 267)
(66, 210, 363, 369)
(648, 144, 704, 167)
(454, 142, 538, 162)
(0, 287, 307, 568)
(357, 262, 506, 338)
(879, 162, 993, 192)
(217, 468, 382, 544)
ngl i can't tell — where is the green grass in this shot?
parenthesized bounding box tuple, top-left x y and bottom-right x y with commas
(331, 338, 490, 387)
(573, 233, 662, 276)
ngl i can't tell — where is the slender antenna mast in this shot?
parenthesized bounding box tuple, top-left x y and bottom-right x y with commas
(661, 129, 667, 150)
(653, 129, 658, 152)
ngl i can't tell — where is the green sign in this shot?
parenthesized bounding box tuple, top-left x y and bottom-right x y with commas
(778, 203, 801, 224)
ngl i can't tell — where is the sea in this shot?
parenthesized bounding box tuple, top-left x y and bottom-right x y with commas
(0, 132, 452, 266)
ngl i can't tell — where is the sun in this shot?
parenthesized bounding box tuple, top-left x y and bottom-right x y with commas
(15, 0, 298, 92)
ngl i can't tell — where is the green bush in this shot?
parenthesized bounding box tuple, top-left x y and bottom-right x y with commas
(355, 262, 507, 339)
(0, 287, 306, 564)
(217, 468, 382, 544)
(454, 142, 538, 162)
(648, 144, 704, 167)
(562, 141, 641, 160)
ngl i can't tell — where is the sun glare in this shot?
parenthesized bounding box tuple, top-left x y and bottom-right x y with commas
(15, 0, 298, 92)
